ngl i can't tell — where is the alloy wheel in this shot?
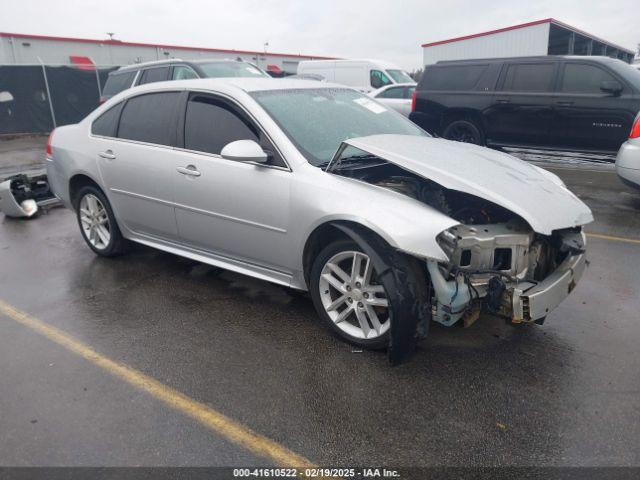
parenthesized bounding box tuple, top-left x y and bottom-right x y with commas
(318, 250, 390, 339)
(79, 193, 111, 250)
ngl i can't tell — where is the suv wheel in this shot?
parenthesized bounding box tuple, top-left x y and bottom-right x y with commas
(75, 186, 127, 257)
(442, 119, 485, 146)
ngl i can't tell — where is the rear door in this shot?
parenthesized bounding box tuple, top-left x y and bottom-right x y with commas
(551, 61, 633, 152)
(486, 61, 557, 147)
(96, 91, 181, 240)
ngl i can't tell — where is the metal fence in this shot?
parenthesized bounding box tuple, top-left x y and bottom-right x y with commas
(0, 64, 118, 135)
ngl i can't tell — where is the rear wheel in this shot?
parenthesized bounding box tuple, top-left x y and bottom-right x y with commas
(75, 185, 127, 257)
(442, 119, 484, 145)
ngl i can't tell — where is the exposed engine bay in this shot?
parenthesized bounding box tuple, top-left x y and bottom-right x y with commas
(329, 158, 587, 327)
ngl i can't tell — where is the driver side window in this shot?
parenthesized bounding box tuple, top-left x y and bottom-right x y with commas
(183, 93, 286, 167)
(370, 69, 392, 89)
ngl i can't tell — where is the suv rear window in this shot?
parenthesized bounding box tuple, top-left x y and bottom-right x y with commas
(501, 63, 554, 92)
(420, 65, 488, 91)
(138, 67, 170, 85)
(102, 71, 136, 97)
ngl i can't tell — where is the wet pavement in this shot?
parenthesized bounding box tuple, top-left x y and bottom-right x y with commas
(1, 152, 639, 468)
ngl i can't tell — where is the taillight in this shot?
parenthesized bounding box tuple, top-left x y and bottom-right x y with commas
(99, 96, 106, 104)
(630, 117, 640, 139)
(410, 90, 417, 112)
(46, 130, 55, 157)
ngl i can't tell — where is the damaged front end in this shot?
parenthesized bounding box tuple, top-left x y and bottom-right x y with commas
(0, 173, 59, 218)
(328, 135, 592, 331)
(433, 223, 587, 326)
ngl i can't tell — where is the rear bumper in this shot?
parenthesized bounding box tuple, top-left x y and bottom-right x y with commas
(615, 141, 640, 189)
(511, 249, 587, 322)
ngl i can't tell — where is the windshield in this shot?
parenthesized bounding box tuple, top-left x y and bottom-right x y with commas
(250, 88, 428, 166)
(198, 62, 268, 78)
(386, 69, 414, 83)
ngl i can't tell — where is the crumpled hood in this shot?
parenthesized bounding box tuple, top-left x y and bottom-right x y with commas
(343, 134, 593, 235)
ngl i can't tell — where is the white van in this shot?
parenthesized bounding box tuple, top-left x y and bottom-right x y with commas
(296, 59, 414, 93)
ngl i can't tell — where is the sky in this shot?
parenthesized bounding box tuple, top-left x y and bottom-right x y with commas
(1, 0, 638, 70)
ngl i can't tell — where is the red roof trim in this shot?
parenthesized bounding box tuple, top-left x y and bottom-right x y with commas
(420, 18, 633, 54)
(0, 32, 336, 59)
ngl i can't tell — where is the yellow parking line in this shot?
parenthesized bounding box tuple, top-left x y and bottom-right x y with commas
(586, 232, 640, 245)
(0, 299, 315, 468)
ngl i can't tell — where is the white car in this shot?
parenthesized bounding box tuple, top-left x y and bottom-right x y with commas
(46, 78, 592, 363)
(369, 83, 416, 117)
(616, 112, 640, 188)
(297, 59, 414, 93)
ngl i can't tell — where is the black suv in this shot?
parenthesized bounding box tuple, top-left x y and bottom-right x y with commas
(410, 56, 640, 154)
(100, 59, 268, 103)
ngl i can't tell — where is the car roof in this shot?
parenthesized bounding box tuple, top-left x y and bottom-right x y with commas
(114, 77, 351, 96)
(435, 55, 622, 65)
(112, 58, 248, 74)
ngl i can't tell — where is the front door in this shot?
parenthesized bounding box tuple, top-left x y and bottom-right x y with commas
(485, 62, 557, 148)
(172, 93, 292, 273)
(551, 62, 634, 152)
(96, 91, 181, 240)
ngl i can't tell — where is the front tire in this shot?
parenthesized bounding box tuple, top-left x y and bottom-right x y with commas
(310, 240, 393, 349)
(75, 185, 127, 257)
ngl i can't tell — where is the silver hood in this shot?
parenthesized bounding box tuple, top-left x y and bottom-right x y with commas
(343, 134, 593, 235)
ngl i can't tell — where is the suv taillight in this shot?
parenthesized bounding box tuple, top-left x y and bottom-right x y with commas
(410, 90, 417, 112)
(630, 117, 640, 139)
(46, 130, 55, 157)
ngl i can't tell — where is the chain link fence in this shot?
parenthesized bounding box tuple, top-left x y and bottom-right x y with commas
(0, 65, 118, 135)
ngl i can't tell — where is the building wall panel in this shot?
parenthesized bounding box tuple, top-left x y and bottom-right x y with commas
(422, 23, 550, 65)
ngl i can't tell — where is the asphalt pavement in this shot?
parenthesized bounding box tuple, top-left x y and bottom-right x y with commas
(0, 139, 639, 470)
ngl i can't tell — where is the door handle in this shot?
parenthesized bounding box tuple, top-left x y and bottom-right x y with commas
(176, 165, 201, 177)
(496, 99, 510, 104)
(99, 150, 116, 160)
(556, 101, 574, 106)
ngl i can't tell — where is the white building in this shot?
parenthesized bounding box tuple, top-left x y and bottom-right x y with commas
(421, 18, 635, 65)
(0, 32, 334, 74)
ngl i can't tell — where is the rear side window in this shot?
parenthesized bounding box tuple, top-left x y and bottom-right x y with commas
(102, 71, 136, 96)
(502, 63, 554, 92)
(420, 65, 488, 91)
(561, 63, 618, 94)
(117, 92, 180, 146)
(138, 67, 170, 85)
(172, 65, 199, 80)
(377, 86, 405, 99)
(184, 94, 259, 155)
(91, 102, 123, 137)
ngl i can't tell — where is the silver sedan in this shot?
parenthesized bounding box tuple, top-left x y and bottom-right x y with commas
(46, 78, 592, 363)
(368, 82, 416, 117)
(615, 112, 640, 189)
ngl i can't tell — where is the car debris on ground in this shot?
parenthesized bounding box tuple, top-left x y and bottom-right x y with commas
(0, 172, 60, 218)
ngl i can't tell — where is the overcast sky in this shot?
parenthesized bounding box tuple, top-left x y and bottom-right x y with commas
(1, 0, 638, 70)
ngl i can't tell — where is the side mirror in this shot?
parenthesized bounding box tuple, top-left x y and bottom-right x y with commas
(220, 140, 268, 164)
(0, 91, 14, 103)
(600, 80, 622, 95)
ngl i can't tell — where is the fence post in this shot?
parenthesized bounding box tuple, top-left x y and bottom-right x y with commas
(38, 57, 57, 129)
(90, 56, 102, 99)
